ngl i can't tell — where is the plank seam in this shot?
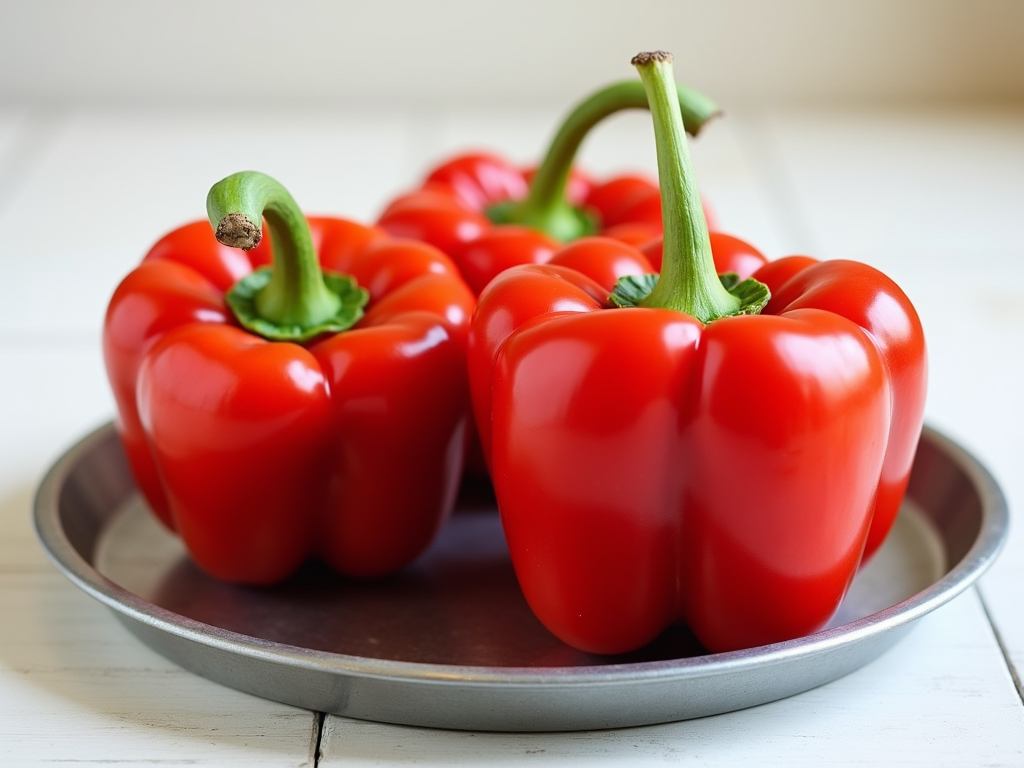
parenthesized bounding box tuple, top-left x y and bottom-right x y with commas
(978, 587, 1024, 707)
(0, 106, 66, 222)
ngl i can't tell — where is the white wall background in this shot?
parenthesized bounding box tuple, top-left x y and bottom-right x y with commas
(1, 0, 1022, 108)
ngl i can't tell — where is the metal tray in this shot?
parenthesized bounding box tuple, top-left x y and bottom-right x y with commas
(34, 423, 1007, 732)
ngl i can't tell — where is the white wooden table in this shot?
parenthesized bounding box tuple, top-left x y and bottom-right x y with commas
(1, 102, 1023, 766)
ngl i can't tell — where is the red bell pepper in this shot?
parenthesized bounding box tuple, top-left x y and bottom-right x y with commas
(377, 79, 721, 295)
(468, 52, 927, 654)
(104, 172, 475, 584)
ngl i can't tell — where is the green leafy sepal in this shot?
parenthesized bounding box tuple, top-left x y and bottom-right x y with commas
(610, 272, 770, 318)
(609, 274, 660, 308)
(485, 199, 598, 243)
(227, 267, 369, 343)
(718, 272, 771, 315)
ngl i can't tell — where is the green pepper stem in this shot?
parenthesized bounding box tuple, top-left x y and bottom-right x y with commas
(209, 171, 367, 342)
(490, 79, 721, 242)
(632, 52, 741, 322)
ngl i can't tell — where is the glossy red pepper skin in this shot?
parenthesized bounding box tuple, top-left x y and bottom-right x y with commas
(377, 152, 715, 295)
(468, 238, 926, 654)
(104, 217, 475, 584)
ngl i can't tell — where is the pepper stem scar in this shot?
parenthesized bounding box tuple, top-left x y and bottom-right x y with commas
(208, 171, 369, 342)
(620, 51, 768, 322)
(488, 76, 721, 243)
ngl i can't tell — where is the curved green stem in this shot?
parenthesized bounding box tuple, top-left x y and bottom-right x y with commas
(619, 52, 767, 323)
(489, 79, 721, 243)
(209, 171, 367, 342)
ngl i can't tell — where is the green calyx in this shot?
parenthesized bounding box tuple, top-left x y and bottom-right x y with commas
(486, 197, 597, 245)
(487, 78, 721, 243)
(623, 51, 768, 323)
(611, 272, 769, 316)
(208, 171, 369, 342)
(227, 268, 367, 342)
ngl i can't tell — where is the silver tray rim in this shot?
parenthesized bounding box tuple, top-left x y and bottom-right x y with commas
(32, 423, 1009, 722)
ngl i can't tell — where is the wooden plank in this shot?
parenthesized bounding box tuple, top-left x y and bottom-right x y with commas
(0, 106, 40, 217)
(756, 107, 1024, 259)
(0, 572, 318, 766)
(0, 107, 413, 339)
(0, 106, 29, 157)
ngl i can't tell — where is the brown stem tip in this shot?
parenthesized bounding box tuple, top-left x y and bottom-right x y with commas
(216, 212, 261, 251)
(631, 51, 673, 66)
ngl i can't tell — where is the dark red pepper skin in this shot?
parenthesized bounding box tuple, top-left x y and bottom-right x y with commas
(377, 152, 716, 295)
(468, 236, 926, 654)
(104, 217, 476, 584)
